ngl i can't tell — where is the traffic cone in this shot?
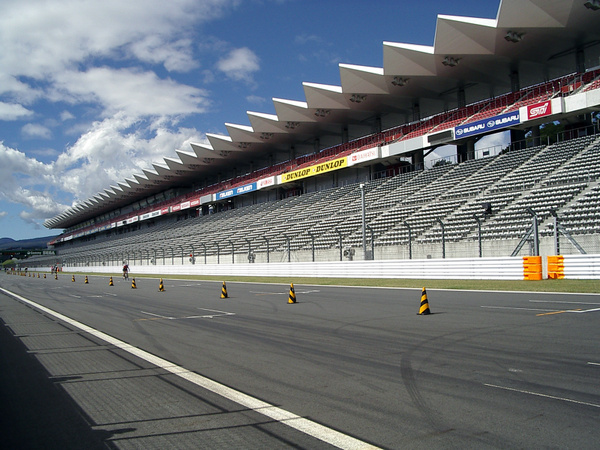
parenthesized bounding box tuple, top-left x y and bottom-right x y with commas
(220, 281, 228, 299)
(131, 278, 137, 289)
(43, 274, 46, 279)
(288, 283, 297, 304)
(109, 276, 114, 286)
(37, 273, 40, 278)
(84, 276, 89, 284)
(418, 287, 431, 315)
(72, 275, 75, 282)
(54, 273, 58, 280)
(158, 278, 165, 292)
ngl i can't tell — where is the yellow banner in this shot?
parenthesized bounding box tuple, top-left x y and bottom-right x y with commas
(281, 157, 348, 183)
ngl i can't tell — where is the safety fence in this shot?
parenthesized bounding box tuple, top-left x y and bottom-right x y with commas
(547, 254, 600, 280)
(32, 256, 534, 280)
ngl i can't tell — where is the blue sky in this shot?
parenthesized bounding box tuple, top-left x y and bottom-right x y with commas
(0, 0, 501, 241)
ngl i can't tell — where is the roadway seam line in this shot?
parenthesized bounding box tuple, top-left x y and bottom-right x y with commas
(484, 383, 600, 409)
(0, 286, 379, 450)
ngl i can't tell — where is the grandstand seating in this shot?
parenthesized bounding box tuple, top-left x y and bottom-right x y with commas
(38, 67, 600, 266)
(46, 132, 600, 266)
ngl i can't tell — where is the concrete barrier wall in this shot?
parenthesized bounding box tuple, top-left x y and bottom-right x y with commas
(48, 256, 526, 280)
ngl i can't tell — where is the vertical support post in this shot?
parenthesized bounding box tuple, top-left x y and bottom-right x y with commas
(527, 207, 539, 256)
(436, 218, 445, 259)
(404, 221, 412, 260)
(335, 229, 343, 261)
(366, 225, 374, 260)
(264, 237, 270, 263)
(309, 231, 315, 262)
(473, 214, 482, 258)
(360, 183, 367, 260)
(550, 209, 560, 255)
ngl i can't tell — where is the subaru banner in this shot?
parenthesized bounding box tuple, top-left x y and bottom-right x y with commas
(454, 110, 520, 138)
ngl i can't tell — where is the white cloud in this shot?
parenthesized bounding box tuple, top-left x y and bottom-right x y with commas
(22, 123, 52, 139)
(0, 102, 33, 120)
(246, 95, 266, 104)
(295, 34, 322, 45)
(60, 111, 75, 121)
(0, 211, 7, 218)
(217, 47, 260, 83)
(0, 0, 236, 77)
(50, 67, 210, 118)
(54, 114, 206, 201)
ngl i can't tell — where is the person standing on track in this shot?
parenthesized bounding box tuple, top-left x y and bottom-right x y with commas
(122, 263, 129, 280)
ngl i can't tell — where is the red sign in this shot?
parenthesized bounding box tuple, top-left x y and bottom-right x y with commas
(527, 101, 552, 120)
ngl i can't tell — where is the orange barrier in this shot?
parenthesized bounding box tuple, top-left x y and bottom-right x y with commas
(523, 256, 542, 280)
(547, 255, 565, 279)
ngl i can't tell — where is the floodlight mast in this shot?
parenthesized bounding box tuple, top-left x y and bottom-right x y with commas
(360, 183, 367, 260)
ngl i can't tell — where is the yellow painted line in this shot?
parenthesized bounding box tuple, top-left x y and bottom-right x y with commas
(536, 309, 582, 316)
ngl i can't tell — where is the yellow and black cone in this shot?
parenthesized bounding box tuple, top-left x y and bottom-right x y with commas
(220, 281, 228, 299)
(418, 287, 431, 315)
(37, 273, 40, 278)
(109, 276, 114, 286)
(158, 278, 165, 292)
(84, 276, 89, 284)
(43, 274, 46, 279)
(131, 278, 137, 289)
(288, 283, 297, 304)
(54, 273, 58, 280)
(72, 275, 76, 282)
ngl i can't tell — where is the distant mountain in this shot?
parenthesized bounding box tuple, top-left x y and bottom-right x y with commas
(0, 236, 57, 251)
(0, 237, 16, 246)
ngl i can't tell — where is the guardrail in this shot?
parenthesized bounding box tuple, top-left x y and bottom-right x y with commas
(48, 256, 527, 280)
(548, 254, 600, 280)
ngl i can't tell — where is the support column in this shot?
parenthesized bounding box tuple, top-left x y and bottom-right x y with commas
(412, 150, 424, 170)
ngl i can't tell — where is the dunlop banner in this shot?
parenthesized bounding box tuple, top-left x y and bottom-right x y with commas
(281, 157, 348, 183)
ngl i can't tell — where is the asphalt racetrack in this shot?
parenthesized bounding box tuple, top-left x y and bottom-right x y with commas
(1, 273, 599, 449)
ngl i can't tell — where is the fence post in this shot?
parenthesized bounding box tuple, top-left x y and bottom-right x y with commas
(473, 214, 482, 257)
(404, 221, 412, 260)
(436, 218, 445, 259)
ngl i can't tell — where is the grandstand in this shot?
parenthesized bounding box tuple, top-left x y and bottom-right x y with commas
(31, 1, 600, 270)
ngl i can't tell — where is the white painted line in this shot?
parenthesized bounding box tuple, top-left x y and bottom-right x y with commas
(140, 311, 175, 320)
(481, 306, 558, 312)
(197, 307, 235, 316)
(484, 383, 600, 409)
(68, 294, 82, 299)
(250, 290, 320, 295)
(571, 308, 600, 314)
(530, 300, 600, 305)
(250, 291, 287, 296)
(0, 287, 377, 449)
(587, 362, 600, 366)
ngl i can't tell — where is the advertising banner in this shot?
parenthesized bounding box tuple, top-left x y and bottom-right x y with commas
(526, 100, 552, 120)
(455, 110, 520, 138)
(348, 148, 379, 166)
(216, 182, 257, 200)
(281, 156, 347, 183)
(257, 176, 275, 189)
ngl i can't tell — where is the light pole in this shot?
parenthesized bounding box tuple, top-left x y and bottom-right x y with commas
(360, 183, 367, 260)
